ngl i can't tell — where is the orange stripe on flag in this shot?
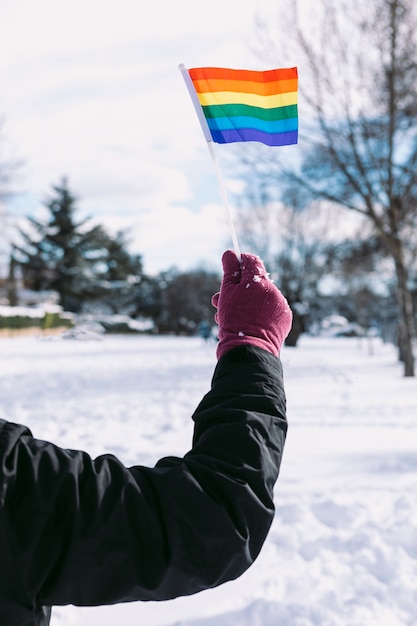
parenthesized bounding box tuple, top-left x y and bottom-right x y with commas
(192, 78, 298, 97)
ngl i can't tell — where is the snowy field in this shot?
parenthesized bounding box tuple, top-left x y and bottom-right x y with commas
(1, 333, 417, 626)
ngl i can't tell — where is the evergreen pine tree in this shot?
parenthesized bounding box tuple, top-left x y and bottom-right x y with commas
(14, 178, 142, 312)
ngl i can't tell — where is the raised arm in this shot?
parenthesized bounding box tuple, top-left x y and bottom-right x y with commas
(0, 250, 292, 625)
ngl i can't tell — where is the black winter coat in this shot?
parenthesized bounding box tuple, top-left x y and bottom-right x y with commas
(0, 345, 287, 626)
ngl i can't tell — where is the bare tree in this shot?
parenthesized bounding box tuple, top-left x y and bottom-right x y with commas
(0, 118, 21, 199)
(251, 0, 417, 375)
(234, 168, 347, 345)
(0, 119, 22, 300)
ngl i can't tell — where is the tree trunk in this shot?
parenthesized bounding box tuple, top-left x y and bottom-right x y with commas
(394, 255, 415, 377)
(285, 308, 305, 347)
(7, 253, 17, 306)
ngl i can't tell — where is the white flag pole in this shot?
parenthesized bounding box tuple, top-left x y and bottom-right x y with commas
(205, 141, 241, 259)
(179, 63, 241, 260)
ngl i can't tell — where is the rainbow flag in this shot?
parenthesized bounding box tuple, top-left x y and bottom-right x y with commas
(187, 66, 298, 147)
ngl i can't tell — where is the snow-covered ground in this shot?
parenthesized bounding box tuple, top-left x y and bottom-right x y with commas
(1, 333, 416, 626)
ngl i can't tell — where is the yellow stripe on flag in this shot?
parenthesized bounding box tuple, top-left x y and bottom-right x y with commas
(197, 90, 298, 109)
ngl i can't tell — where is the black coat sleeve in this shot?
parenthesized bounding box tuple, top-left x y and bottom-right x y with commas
(0, 345, 287, 617)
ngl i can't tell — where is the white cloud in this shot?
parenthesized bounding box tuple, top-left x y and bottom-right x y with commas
(96, 200, 230, 275)
(0, 0, 280, 272)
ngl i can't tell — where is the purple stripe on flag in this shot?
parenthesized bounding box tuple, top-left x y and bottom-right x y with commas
(210, 128, 298, 147)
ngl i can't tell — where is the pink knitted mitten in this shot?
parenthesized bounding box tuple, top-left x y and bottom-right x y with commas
(212, 250, 293, 360)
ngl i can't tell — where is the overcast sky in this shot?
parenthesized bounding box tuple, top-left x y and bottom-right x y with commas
(0, 0, 294, 274)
